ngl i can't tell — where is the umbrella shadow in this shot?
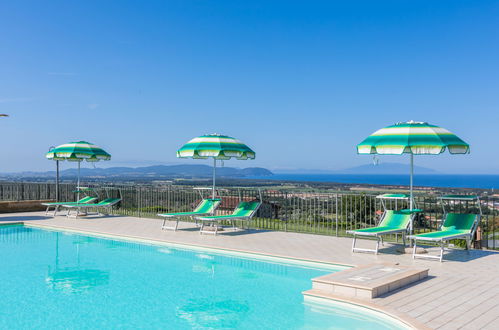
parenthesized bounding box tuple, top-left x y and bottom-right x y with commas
(218, 228, 268, 236)
(415, 244, 499, 262)
(375, 275, 436, 298)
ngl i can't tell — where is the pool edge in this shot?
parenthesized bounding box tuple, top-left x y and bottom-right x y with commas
(22, 222, 351, 270)
(303, 293, 429, 330)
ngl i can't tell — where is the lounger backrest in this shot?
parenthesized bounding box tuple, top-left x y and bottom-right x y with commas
(97, 198, 121, 206)
(194, 199, 221, 214)
(442, 213, 478, 232)
(78, 196, 95, 203)
(379, 210, 412, 229)
(231, 201, 261, 217)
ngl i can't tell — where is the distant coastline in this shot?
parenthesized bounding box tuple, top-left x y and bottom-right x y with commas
(249, 173, 499, 190)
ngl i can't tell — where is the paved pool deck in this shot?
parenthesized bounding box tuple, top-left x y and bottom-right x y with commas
(2, 211, 499, 330)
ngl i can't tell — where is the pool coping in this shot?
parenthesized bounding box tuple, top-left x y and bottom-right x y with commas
(303, 293, 430, 330)
(23, 222, 351, 270)
(5, 221, 425, 329)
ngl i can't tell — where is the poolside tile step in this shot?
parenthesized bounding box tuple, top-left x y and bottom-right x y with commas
(310, 262, 428, 299)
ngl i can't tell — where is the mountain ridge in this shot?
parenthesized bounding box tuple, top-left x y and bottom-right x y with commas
(1, 164, 273, 179)
(273, 162, 437, 175)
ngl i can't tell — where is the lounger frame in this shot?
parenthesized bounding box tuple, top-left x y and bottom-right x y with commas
(61, 198, 121, 218)
(349, 226, 408, 254)
(42, 197, 97, 217)
(158, 199, 221, 231)
(196, 202, 262, 236)
(410, 215, 480, 262)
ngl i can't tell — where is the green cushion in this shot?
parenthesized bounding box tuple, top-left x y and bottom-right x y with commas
(44, 197, 96, 206)
(379, 210, 412, 229)
(72, 198, 119, 207)
(96, 198, 121, 206)
(412, 213, 478, 240)
(352, 226, 406, 234)
(413, 229, 470, 240)
(442, 213, 477, 231)
(193, 199, 221, 214)
(201, 201, 261, 220)
(159, 199, 220, 217)
(232, 201, 261, 217)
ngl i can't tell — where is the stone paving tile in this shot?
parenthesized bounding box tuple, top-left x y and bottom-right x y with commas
(383, 276, 463, 310)
(416, 283, 492, 326)
(2, 211, 499, 329)
(452, 293, 499, 330)
(404, 278, 480, 319)
(431, 289, 499, 329)
(480, 316, 499, 330)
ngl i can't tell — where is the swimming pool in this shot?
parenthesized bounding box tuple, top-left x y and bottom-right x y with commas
(0, 225, 409, 329)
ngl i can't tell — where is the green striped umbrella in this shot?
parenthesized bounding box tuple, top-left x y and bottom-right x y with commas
(46, 141, 111, 198)
(177, 134, 255, 198)
(357, 121, 469, 212)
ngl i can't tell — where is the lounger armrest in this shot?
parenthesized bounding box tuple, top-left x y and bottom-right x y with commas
(408, 233, 472, 242)
(157, 212, 210, 218)
(348, 228, 407, 236)
(196, 215, 251, 221)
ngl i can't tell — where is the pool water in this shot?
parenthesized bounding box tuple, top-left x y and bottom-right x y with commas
(0, 225, 407, 329)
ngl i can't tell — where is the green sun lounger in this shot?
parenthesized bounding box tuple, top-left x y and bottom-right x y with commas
(196, 200, 262, 235)
(347, 209, 416, 254)
(408, 213, 480, 262)
(157, 198, 221, 231)
(42, 196, 98, 216)
(62, 198, 122, 218)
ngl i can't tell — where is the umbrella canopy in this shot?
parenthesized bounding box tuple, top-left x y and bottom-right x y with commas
(357, 121, 469, 155)
(46, 141, 111, 199)
(177, 134, 255, 160)
(177, 134, 255, 198)
(357, 121, 469, 214)
(46, 141, 111, 162)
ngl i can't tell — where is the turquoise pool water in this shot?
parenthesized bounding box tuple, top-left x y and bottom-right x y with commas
(0, 225, 407, 329)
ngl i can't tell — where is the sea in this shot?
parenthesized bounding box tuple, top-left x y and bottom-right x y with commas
(248, 174, 499, 190)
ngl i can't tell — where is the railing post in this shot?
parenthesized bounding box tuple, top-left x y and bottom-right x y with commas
(137, 187, 141, 218)
(335, 193, 339, 236)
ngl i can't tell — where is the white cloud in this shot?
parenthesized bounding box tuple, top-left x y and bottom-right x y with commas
(88, 103, 100, 109)
(48, 72, 76, 76)
(0, 97, 31, 103)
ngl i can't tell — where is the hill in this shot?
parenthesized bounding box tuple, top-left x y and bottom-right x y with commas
(2, 164, 273, 180)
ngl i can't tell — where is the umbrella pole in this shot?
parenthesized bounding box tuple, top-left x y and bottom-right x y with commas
(409, 153, 414, 241)
(410, 153, 414, 211)
(212, 158, 216, 200)
(77, 161, 81, 201)
(55, 160, 59, 202)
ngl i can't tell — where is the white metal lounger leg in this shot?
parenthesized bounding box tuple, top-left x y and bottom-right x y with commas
(352, 234, 381, 254)
(200, 222, 218, 235)
(440, 241, 444, 262)
(412, 239, 445, 262)
(161, 218, 179, 231)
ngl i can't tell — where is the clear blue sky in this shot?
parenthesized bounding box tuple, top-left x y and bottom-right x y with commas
(1, 0, 498, 173)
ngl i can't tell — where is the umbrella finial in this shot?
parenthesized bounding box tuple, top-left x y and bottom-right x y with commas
(405, 120, 426, 125)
